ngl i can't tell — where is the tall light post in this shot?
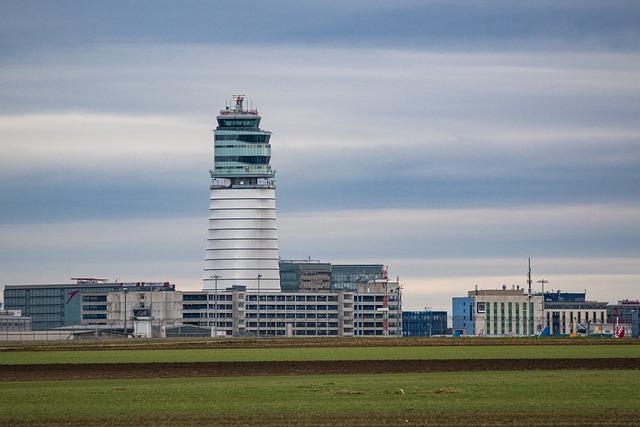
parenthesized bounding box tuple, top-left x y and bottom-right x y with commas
(257, 273, 262, 337)
(537, 279, 549, 334)
(527, 258, 532, 336)
(210, 274, 221, 338)
(123, 288, 129, 338)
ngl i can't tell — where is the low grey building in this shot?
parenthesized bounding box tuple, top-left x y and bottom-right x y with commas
(0, 310, 32, 332)
(182, 287, 355, 337)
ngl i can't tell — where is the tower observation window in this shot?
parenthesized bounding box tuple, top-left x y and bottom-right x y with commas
(215, 134, 270, 143)
(217, 119, 258, 128)
(216, 156, 270, 164)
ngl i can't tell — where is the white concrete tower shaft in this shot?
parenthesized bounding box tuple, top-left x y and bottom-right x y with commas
(204, 96, 280, 290)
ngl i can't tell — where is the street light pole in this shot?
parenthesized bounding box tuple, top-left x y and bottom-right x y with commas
(210, 274, 221, 338)
(257, 274, 262, 337)
(123, 288, 129, 338)
(537, 279, 549, 334)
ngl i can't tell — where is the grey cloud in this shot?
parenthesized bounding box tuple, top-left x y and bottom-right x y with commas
(1, 47, 639, 219)
(277, 205, 640, 260)
(1, 15, 639, 303)
(1, 1, 639, 54)
(0, 212, 637, 310)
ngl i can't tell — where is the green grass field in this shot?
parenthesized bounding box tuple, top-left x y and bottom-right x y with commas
(0, 370, 637, 425)
(1, 344, 638, 365)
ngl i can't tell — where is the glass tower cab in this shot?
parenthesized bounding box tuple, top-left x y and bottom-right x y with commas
(211, 95, 275, 189)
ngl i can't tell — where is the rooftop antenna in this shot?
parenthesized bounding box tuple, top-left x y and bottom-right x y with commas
(537, 279, 549, 295)
(232, 94, 245, 112)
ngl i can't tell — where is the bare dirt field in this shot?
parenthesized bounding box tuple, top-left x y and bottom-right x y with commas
(2, 357, 639, 381)
(3, 411, 639, 426)
(1, 337, 637, 352)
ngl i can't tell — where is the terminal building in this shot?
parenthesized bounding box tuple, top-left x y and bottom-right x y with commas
(182, 287, 354, 337)
(3, 278, 402, 338)
(181, 280, 402, 337)
(3, 278, 176, 330)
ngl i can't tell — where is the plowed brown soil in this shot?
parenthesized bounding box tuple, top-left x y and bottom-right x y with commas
(2, 357, 638, 381)
(4, 411, 640, 426)
(2, 337, 637, 353)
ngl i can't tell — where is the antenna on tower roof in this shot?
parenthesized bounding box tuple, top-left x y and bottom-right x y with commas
(232, 94, 245, 112)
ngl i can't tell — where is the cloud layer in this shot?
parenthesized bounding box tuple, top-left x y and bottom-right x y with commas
(1, 2, 639, 310)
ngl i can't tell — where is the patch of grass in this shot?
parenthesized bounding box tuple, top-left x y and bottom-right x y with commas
(0, 344, 638, 365)
(0, 370, 637, 425)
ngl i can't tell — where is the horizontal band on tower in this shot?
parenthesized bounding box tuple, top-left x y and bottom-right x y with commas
(209, 207, 276, 211)
(204, 268, 280, 271)
(210, 197, 276, 201)
(206, 248, 278, 251)
(209, 218, 276, 221)
(205, 258, 280, 261)
(207, 237, 278, 241)
(208, 228, 278, 231)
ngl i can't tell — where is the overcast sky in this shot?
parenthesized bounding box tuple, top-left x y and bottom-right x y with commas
(1, 1, 639, 311)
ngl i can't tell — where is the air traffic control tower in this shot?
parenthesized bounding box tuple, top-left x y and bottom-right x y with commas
(204, 95, 280, 290)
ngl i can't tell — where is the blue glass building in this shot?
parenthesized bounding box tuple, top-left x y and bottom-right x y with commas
(402, 311, 448, 336)
(451, 296, 475, 336)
